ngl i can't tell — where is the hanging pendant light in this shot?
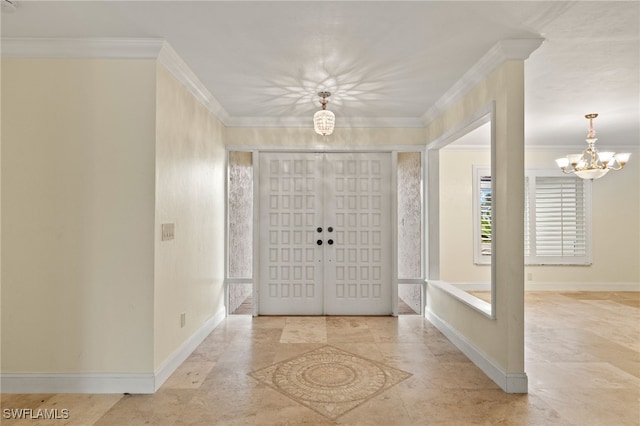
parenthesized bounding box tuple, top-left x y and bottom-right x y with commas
(555, 114, 631, 180)
(313, 91, 335, 136)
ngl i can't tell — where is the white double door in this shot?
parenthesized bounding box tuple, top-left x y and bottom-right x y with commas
(259, 152, 392, 315)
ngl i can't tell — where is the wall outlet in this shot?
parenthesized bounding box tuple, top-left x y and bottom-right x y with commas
(527, 272, 533, 281)
(180, 313, 186, 328)
(162, 223, 175, 241)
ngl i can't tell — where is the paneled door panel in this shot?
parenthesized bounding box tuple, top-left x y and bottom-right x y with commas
(259, 152, 391, 315)
(259, 153, 324, 315)
(324, 153, 392, 314)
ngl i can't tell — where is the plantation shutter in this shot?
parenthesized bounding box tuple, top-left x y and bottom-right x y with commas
(479, 175, 492, 255)
(530, 176, 589, 264)
(474, 168, 590, 266)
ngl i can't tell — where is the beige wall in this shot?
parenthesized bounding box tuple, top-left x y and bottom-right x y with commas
(525, 149, 640, 286)
(1, 58, 227, 378)
(1, 59, 157, 373)
(426, 60, 527, 378)
(153, 64, 226, 370)
(439, 148, 640, 286)
(439, 149, 492, 284)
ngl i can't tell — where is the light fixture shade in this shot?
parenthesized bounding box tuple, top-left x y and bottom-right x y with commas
(574, 168, 609, 180)
(567, 153, 583, 166)
(314, 109, 335, 136)
(555, 157, 570, 168)
(614, 152, 631, 165)
(598, 151, 615, 165)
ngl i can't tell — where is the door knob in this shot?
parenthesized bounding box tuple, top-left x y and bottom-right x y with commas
(328, 227, 334, 233)
(328, 239, 334, 245)
(317, 227, 323, 233)
(317, 239, 323, 246)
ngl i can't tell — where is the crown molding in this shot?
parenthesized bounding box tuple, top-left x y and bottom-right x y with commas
(421, 38, 544, 127)
(0, 37, 165, 58)
(227, 115, 425, 128)
(157, 43, 231, 125)
(441, 143, 640, 152)
(1, 37, 232, 125)
(1, 37, 547, 130)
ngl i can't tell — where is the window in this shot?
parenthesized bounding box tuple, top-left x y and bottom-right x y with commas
(227, 151, 254, 315)
(474, 168, 591, 265)
(397, 151, 424, 315)
(479, 173, 492, 257)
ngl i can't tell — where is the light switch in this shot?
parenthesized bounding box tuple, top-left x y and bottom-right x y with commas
(162, 223, 175, 241)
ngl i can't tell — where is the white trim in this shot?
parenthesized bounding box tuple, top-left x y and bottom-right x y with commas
(1, 37, 547, 131)
(1, 37, 164, 59)
(252, 150, 261, 317)
(525, 281, 640, 292)
(391, 151, 399, 316)
(441, 144, 640, 151)
(1, 37, 233, 126)
(227, 115, 425, 129)
(226, 145, 425, 154)
(422, 39, 543, 126)
(0, 307, 226, 394)
(525, 144, 640, 152)
(157, 43, 231, 126)
(427, 101, 494, 150)
(425, 309, 528, 394)
(398, 278, 428, 285)
(224, 151, 230, 316)
(0, 373, 154, 394)
(428, 280, 492, 318)
(153, 306, 226, 391)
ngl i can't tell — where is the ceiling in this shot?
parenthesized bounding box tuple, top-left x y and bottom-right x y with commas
(2, 1, 638, 148)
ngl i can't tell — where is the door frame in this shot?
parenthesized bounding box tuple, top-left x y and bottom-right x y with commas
(225, 145, 427, 317)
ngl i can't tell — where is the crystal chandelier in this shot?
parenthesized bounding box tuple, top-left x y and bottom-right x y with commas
(313, 91, 335, 136)
(555, 114, 631, 180)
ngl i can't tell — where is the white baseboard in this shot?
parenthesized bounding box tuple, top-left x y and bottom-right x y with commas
(0, 373, 154, 394)
(525, 281, 640, 291)
(0, 307, 226, 394)
(425, 310, 528, 394)
(153, 306, 226, 391)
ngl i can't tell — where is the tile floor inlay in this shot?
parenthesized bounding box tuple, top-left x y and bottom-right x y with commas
(249, 345, 412, 420)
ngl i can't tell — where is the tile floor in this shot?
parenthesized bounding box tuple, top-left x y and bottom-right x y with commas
(1, 292, 639, 425)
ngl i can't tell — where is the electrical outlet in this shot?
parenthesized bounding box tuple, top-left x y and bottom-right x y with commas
(180, 313, 186, 328)
(527, 273, 533, 281)
(162, 223, 175, 241)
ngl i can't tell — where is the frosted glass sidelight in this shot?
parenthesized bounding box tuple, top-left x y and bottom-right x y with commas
(228, 151, 253, 278)
(397, 152, 422, 279)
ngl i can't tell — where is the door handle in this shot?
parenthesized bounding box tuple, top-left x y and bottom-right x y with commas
(317, 227, 323, 233)
(328, 226, 334, 233)
(327, 239, 334, 245)
(317, 239, 323, 246)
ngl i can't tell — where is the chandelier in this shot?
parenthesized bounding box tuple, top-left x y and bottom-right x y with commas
(555, 114, 631, 180)
(313, 91, 335, 136)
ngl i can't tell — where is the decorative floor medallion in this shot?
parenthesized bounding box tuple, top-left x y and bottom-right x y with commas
(248, 345, 412, 420)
